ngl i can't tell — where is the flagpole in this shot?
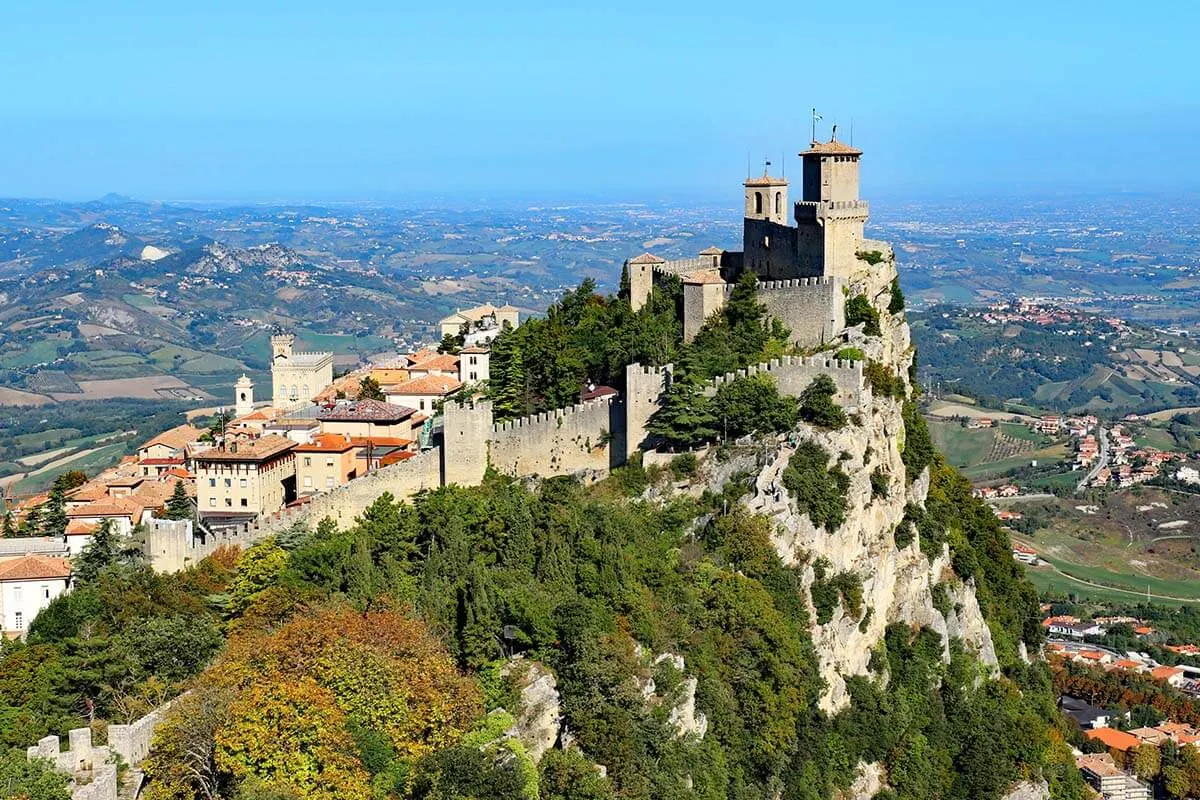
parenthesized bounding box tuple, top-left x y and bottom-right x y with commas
(811, 108, 816, 144)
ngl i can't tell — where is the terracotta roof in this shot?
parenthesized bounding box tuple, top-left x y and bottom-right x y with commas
(408, 353, 459, 373)
(699, 246, 724, 256)
(141, 424, 204, 452)
(138, 457, 185, 466)
(459, 345, 490, 354)
(1111, 659, 1143, 670)
(800, 139, 863, 156)
(0, 554, 72, 581)
(744, 173, 786, 186)
(65, 520, 98, 536)
(349, 436, 413, 448)
(163, 467, 191, 479)
(1152, 666, 1185, 681)
(194, 435, 295, 463)
(316, 399, 417, 423)
(628, 253, 665, 265)
(682, 269, 726, 285)
(67, 498, 140, 519)
(294, 433, 359, 453)
(439, 304, 497, 325)
(385, 375, 463, 396)
(580, 384, 619, 402)
(67, 483, 111, 503)
(1086, 727, 1141, 752)
(379, 451, 415, 467)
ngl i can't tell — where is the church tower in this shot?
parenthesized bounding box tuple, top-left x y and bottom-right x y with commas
(744, 171, 789, 226)
(234, 374, 254, 418)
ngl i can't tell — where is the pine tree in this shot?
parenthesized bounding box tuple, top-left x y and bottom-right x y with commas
(18, 504, 43, 537)
(75, 518, 120, 583)
(1, 512, 15, 538)
(646, 360, 717, 450)
(490, 335, 529, 419)
(164, 480, 193, 520)
(40, 483, 69, 538)
(358, 376, 386, 401)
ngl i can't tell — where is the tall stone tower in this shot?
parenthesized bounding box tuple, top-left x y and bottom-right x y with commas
(234, 374, 254, 418)
(271, 333, 295, 362)
(626, 252, 665, 313)
(270, 332, 333, 411)
(795, 139, 869, 279)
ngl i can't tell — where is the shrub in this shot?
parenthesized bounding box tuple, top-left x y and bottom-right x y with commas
(810, 558, 864, 624)
(856, 250, 885, 266)
(901, 401, 936, 483)
(782, 441, 850, 530)
(845, 294, 881, 336)
(931, 582, 954, 617)
(865, 360, 905, 400)
(888, 277, 906, 314)
(870, 468, 889, 500)
(669, 453, 699, 479)
(798, 374, 847, 430)
(834, 346, 865, 362)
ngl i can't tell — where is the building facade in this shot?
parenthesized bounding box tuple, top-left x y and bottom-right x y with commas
(194, 435, 297, 523)
(270, 333, 333, 411)
(0, 555, 72, 638)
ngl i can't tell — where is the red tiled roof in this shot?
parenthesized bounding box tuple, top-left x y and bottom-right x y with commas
(294, 434, 359, 453)
(141, 424, 204, 451)
(65, 520, 98, 536)
(1152, 666, 1184, 681)
(385, 375, 463, 396)
(0, 554, 72, 581)
(408, 353, 459, 373)
(1086, 727, 1141, 752)
(800, 139, 863, 156)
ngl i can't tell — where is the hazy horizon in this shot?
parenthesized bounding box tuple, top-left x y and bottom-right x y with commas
(3, 1, 1199, 202)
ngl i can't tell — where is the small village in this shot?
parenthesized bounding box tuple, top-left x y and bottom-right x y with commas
(0, 303, 518, 638)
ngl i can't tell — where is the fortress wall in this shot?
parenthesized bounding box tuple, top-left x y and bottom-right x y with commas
(708, 355, 865, 409)
(144, 516, 256, 573)
(443, 400, 492, 486)
(653, 257, 710, 275)
(755, 277, 845, 349)
(624, 363, 670, 459)
(488, 397, 614, 478)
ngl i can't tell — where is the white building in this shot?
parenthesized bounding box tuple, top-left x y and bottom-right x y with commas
(0, 555, 72, 638)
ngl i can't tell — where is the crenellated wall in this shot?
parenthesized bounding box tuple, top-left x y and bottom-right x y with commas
(143, 516, 258, 573)
(624, 363, 670, 459)
(707, 355, 866, 410)
(488, 397, 616, 478)
(755, 277, 845, 348)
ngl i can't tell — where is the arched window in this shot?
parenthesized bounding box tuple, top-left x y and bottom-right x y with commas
(775, 192, 782, 214)
(754, 192, 763, 214)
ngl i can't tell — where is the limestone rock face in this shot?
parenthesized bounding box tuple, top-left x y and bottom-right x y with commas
(1002, 780, 1051, 800)
(501, 659, 562, 763)
(704, 257, 997, 713)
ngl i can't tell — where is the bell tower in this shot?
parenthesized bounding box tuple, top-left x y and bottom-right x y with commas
(234, 374, 254, 417)
(744, 171, 789, 226)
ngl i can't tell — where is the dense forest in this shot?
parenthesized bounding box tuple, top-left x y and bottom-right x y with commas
(0, 276, 1087, 799)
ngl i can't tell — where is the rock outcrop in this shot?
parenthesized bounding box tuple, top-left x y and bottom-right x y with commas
(501, 658, 562, 763)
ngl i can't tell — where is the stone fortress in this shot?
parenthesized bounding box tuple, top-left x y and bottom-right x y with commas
(190, 135, 894, 543)
(269, 332, 333, 410)
(628, 138, 881, 346)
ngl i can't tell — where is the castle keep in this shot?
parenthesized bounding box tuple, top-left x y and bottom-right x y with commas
(628, 137, 881, 346)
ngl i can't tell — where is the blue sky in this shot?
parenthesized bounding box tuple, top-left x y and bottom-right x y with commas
(1, 0, 1197, 202)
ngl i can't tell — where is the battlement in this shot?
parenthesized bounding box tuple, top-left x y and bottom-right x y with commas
(795, 199, 869, 217)
(707, 355, 865, 409)
(492, 395, 614, 434)
(652, 256, 714, 275)
(730, 277, 834, 294)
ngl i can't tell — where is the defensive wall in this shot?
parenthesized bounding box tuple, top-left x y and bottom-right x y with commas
(488, 395, 618, 478)
(25, 698, 178, 800)
(708, 355, 866, 410)
(149, 357, 862, 567)
(754, 277, 845, 348)
(143, 516, 258, 573)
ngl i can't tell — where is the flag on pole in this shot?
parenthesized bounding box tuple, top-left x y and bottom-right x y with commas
(812, 108, 822, 123)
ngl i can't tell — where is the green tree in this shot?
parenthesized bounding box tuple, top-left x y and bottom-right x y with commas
(164, 481, 192, 520)
(0, 749, 70, 800)
(845, 293, 882, 336)
(74, 520, 128, 583)
(798, 374, 847, 429)
(358, 376, 385, 401)
(1, 512, 15, 538)
(711, 373, 799, 438)
(1133, 742, 1161, 781)
(781, 441, 850, 530)
(888, 276, 906, 314)
(646, 366, 717, 450)
(438, 333, 465, 355)
(538, 749, 615, 800)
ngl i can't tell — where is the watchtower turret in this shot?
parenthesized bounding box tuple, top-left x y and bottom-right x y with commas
(744, 172, 789, 226)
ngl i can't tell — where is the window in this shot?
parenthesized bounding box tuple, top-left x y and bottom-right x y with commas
(225, 498, 233, 507)
(419, 400, 426, 410)
(209, 478, 216, 487)
(224, 478, 231, 488)
(304, 476, 313, 487)
(470, 372, 477, 381)
(209, 498, 216, 507)
(304, 457, 312, 467)
(469, 356, 477, 365)
(764, 236, 770, 249)
(240, 498, 248, 507)
(239, 478, 247, 488)
(754, 191, 763, 214)
(326, 458, 334, 467)
(42, 585, 50, 599)
(14, 612, 22, 631)
(325, 477, 334, 488)
(775, 191, 782, 214)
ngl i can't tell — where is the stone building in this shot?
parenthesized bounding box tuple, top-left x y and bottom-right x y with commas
(439, 303, 520, 344)
(270, 333, 333, 411)
(194, 435, 296, 526)
(628, 136, 884, 347)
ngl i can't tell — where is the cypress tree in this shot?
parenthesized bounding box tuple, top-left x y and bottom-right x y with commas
(164, 480, 193, 520)
(40, 483, 68, 538)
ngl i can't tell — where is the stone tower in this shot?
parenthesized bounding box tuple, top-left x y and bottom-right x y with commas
(234, 374, 254, 417)
(795, 139, 869, 279)
(626, 252, 665, 313)
(744, 172, 789, 226)
(271, 333, 295, 362)
(441, 400, 492, 486)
